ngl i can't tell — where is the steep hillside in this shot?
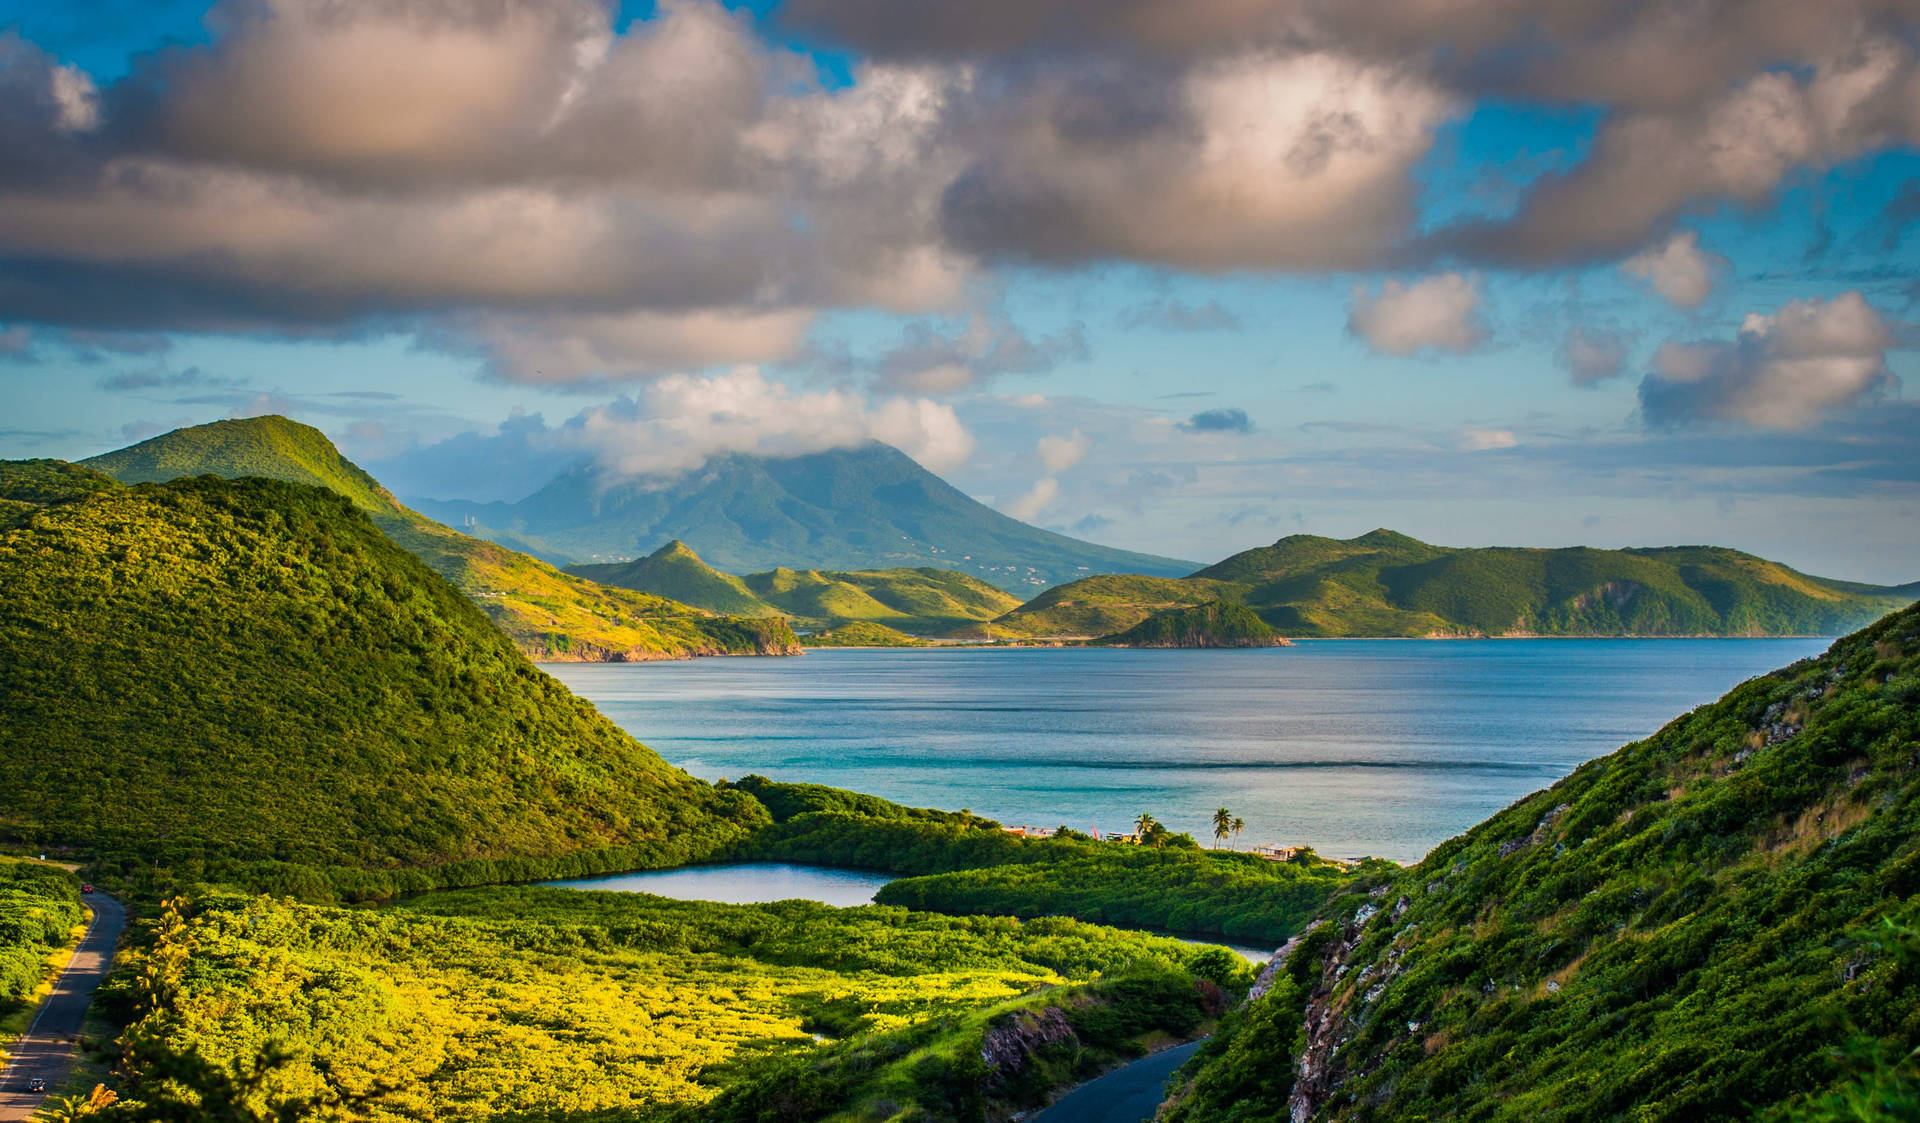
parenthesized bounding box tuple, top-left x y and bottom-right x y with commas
(1101, 601, 1290, 649)
(1166, 602, 1920, 1121)
(575, 539, 1023, 633)
(413, 443, 1198, 591)
(990, 530, 1914, 639)
(83, 418, 796, 661)
(0, 472, 767, 897)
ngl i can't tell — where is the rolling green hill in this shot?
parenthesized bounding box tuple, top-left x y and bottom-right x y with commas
(82, 418, 796, 661)
(573, 538, 1023, 634)
(988, 529, 1915, 640)
(1165, 601, 1920, 1121)
(412, 443, 1198, 592)
(0, 468, 768, 897)
(1100, 600, 1289, 648)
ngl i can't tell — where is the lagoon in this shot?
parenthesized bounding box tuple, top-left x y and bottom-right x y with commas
(546, 861, 894, 906)
(550, 639, 1828, 864)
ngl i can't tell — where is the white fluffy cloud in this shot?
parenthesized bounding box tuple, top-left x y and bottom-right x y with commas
(572, 368, 975, 476)
(1037, 429, 1090, 473)
(1347, 273, 1487, 356)
(1639, 292, 1898, 429)
(1559, 326, 1632, 386)
(1003, 476, 1060, 521)
(1622, 231, 1724, 308)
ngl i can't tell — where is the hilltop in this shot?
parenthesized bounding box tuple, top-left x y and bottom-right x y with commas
(986, 529, 1916, 640)
(0, 467, 768, 896)
(83, 418, 796, 661)
(411, 443, 1198, 591)
(572, 538, 1023, 635)
(1165, 600, 1920, 1121)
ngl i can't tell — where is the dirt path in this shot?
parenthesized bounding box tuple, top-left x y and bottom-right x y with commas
(0, 894, 126, 1120)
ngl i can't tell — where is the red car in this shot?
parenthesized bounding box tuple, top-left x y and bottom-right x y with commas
(80, 884, 93, 894)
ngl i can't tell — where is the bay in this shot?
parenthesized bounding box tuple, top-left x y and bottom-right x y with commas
(548, 639, 1828, 864)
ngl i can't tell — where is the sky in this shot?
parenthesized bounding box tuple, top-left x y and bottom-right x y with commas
(1, 0, 1917, 582)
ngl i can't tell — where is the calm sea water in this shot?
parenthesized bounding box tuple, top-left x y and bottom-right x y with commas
(548, 640, 1827, 864)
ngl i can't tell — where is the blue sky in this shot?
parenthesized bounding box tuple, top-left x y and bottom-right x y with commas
(2, 0, 1917, 581)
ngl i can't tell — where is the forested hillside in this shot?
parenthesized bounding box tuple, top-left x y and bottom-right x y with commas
(1166, 600, 1920, 1121)
(83, 418, 797, 661)
(0, 470, 767, 897)
(986, 529, 1915, 639)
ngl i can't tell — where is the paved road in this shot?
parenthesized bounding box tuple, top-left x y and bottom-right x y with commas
(0, 893, 126, 1121)
(1032, 1039, 1204, 1123)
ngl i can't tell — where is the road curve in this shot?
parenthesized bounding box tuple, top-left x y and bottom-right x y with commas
(0, 893, 126, 1121)
(1031, 1039, 1205, 1123)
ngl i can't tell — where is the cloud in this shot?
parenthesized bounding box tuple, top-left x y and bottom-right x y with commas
(1622, 231, 1724, 308)
(1347, 273, 1487, 356)
(1458, 427, 1519, 451)
(873, 314, 1088, 393)
(96, 365, 243, 392)
(1179, 407, 1253, 434)
(1559, 327, 1631, 386)
(573, 367, 975, 477)
(474, 307, 817, 382)
(1639, 291, 1899, 429)
(1037, 429, 1090, 473)
(1003, 475, 1060, 520)
(1117, 297, 1240, 332)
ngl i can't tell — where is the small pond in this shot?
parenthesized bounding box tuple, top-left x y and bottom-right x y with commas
(545, 862, 894, 907)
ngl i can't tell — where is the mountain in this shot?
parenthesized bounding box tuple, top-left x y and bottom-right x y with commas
(0, 466, 768, 897)
(986, 529, 1917, 639)
(571, 538, 1024, 634)
(1165, 599, 1920, 1121)
(409, 443, 1199, 592)
(83, 418, 797, 661)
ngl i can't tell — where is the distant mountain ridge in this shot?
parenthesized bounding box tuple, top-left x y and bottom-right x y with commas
(410, 443, 1199, 592)
(985, 528, 1917, 639)
(82, 418, 798, 661)
(571, 539, 1023, 635)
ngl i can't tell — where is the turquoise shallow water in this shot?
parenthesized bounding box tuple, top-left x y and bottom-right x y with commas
(548, 639, 1828, 864)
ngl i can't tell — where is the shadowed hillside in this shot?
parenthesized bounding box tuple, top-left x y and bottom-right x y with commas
(987, 529, 1915, 640)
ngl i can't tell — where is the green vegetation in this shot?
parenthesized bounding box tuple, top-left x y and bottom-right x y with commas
(1170, 599, 1920, 1121)
(414, 442, 1197, 592)
(800, 621, 930, 647)
(988, 528, 1916, 639)
(92, 888, 1228, 1122)
(574, 539, 1022, 634)
(0, 859, 84, 1025)
(1099, 600, 1288, 648)
(82, 418, 797, 661)
(728, 778, 1355, 945)
(0, 472, 766, 898)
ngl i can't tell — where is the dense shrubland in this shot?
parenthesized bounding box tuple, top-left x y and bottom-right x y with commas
(0, 860, 85, 1023)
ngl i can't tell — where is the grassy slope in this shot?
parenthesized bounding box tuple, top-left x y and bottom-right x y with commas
(801, 621, 931, 647)
(109, 888, 1226, 1122)
(989, 529, 1915, 640)
(577, 539, 1022, 634)
(1169, 601, 1920, 1121)
(1100, 601, 1288, 649)
(82, 418, 796, 660)
(0, 470, 766, 897)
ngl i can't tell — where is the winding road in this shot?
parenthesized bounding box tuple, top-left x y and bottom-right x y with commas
(1031, 1039, 1204, 1123)
(0, 893, 125, 1121)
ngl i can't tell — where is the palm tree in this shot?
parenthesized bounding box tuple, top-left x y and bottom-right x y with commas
(1231, 817, 1245, 850)
(1212, 807, 1233, 848)
(1134, 811, 1157, 841)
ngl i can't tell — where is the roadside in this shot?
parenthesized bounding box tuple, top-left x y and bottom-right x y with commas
(0, 893, 126, 1121)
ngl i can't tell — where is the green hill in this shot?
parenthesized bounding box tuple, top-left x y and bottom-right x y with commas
(1165, 601, 1920, 1121)
(413, 442, 1198, 592)
(1100, 600, 1289, 648)
(0, 468, 767, 897)
(83, 418, 796, 661)
(800, 620, 931, 647)
(574, 539, 1023, 634)
(989, 529, 1915, 640)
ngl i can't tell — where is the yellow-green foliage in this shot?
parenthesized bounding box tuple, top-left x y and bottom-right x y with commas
(0, 473, 765, 896)
(578, 540, 1023, 634)
(0, 860, 84, 1019)
(81, 418, 796, 661)
(977, 575, 1232, 639)
(801, 621, 930, 647)
(111, 889, 1219, 1122)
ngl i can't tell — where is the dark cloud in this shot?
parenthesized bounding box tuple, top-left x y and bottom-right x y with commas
(873, 315, 1089, 393)
(1118, 297, 1240, 332)
(1559, 326, 1631, 386)
(96, 365, 242, 392)
(1180, 407, 1254, 434)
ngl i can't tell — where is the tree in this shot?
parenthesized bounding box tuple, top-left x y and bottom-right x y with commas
(1212, 807, 1233, 849)
(1134, 812, 1157, 841)
(1231, 818, 1245, 850)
